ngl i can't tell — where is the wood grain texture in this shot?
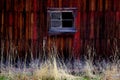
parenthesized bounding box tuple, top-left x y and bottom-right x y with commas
(0, 0, 120, 59)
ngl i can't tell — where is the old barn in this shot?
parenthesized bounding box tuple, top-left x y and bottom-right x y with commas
(0, 0, 120, 60)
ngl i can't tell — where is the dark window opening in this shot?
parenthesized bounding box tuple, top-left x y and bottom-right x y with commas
(62, 12, 74, 19)
(62, 20, 73, 27)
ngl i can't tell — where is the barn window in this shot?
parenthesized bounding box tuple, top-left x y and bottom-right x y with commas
(48, 8, 77, 34)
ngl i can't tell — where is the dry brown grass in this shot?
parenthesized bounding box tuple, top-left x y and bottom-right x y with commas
(0, 40, 120, 80)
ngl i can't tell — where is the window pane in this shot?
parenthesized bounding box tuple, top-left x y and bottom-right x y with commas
(51, 21, 62, 27)
(51, 12, 61, 20)
(62, 12, 73, 19)
(62, 21, 73, 27)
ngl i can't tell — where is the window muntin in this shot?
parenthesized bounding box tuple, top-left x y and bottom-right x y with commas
(50, 11, 74, 28)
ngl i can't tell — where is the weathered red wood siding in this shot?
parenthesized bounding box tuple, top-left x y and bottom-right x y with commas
(0, 0, 120, 59)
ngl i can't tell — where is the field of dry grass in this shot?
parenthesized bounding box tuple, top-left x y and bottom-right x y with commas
(0, 42, 120, 80)
(0, 56, 120, 80)
(0, 55, 120, 80)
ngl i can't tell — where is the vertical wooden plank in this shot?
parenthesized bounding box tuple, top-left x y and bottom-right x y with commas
(0, 0, 4, 11)
(47, 0, 53, 8)
(69, 37, 73, 57)
(105, 12, 109, 38)
(25, 12, 29, 52)
(56, 37, 59, 53)
(4, 12, 9, 40)
(47, 0, 50, 8)
(11, 0, 14, 11)
(68, 37, 72, 58)
(33, 0, 37, 40)
(3, 11, 5, 39)
(81, 12, 87, 39)
(32, 0, 37, 56)
(52, 0, 58, 7)
(26, 12, 29, 41)
(95, 12, 100, 39)
(37, 11, 42, 52)
(69, 0, 73, 7)
(105, 0, 114, 11)
(19, 0, 25, 12)
(86, 0, 89, 12)
(116, 11, 120, 39)
(73, 12, 81, 58)
(86, 13, 90, 39)
(28, 12, 31, 40)
(59, 0, 62, 8)
(117, 24, 120, 40)
(107, 12, 115, 39)
(26, 0, 30, 12)
(14, 0, 17, 12)
(9, 12, 13, 40)
(30, 12, 33, 41)
(17, 12, 20, 42)
(62, 0, 69, 7)
(84, 12, 87, 40)
(19, 12, 23, 40)
(59, 37, 63, 57)
(0, 12, 1, 25)
(83, 0, 86, 12)
(1, 11, 5, 39)
(116, 11, 120, 26)
(111, 12, 116, 38)
(14, 12, 18, 41)
(96, 39, 100, 56)
(37, 0, 40, 11)
(105, 0, 109, 11)
(98, 0, 103, 11)
(6, 0, 11, 11)
(30, 0, 34, 12)
(90, 0, 96, 11)
(1, 12, 4, 37)
(9, 12, 13, 26)
(39, 0, 42, 12)
(106, 39, 110, 56)
(118, 0, 120, 11)
(99, 12, 105, 39)
(76, 0, 81, 11)
(16, 12, 20, 41)
(44, 0, 48, 37)
(114, 0, 117, 11)
(113, 12, 117, 38)
(0, 12, 1, 39)
(101, 39, 107, 57)
(9, 26, 12, 40)
(90, 11, 94, 39)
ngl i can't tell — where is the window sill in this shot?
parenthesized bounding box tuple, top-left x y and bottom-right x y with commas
(48, 27, 76, 35)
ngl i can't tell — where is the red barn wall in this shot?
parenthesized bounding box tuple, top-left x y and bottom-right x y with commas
(0, 0, 120, 59)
